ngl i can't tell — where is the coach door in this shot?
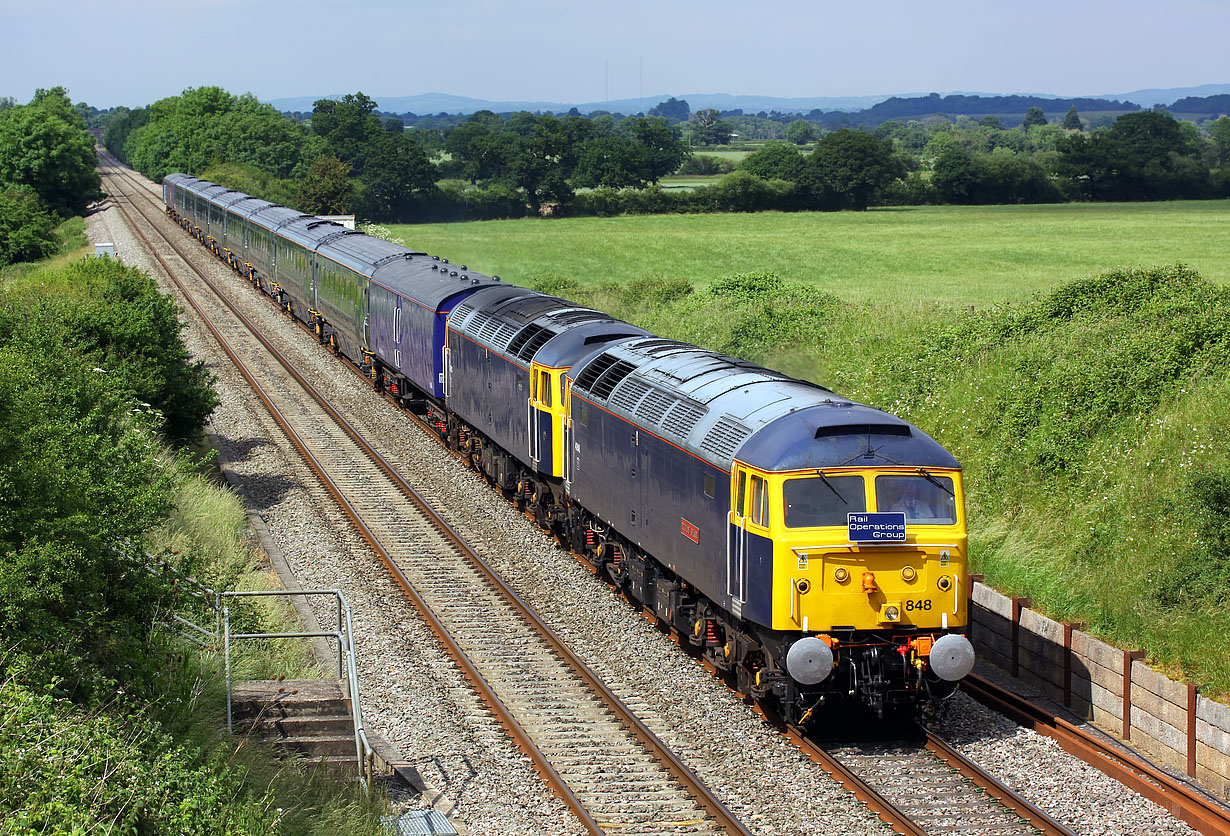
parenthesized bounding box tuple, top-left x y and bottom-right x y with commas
(728, 465, 750, 614)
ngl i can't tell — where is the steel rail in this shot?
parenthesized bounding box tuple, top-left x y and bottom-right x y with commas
(102, 162, 754, 836)
(780, 725, 929, 836)
(963, 673, 1230, 836)
(923, 731, 1078, 836)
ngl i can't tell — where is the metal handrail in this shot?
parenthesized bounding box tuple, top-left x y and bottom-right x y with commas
(218, 589, 376, 785)
(154, 567, 376, 784)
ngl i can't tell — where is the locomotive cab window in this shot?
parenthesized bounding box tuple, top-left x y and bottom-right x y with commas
(539, 371, 551, 407)
(749, 475, 768, 527)
(783, 475, 866, 528)
(875, 474, 956, 525)
(704, 473, 715, 499)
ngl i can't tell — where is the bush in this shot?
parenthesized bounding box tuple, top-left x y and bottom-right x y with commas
(676, 155, 735, 175)
(0, 187, 59, 267)
(1, 257, 217, 446)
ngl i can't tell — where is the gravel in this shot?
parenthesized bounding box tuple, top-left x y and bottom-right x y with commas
(86, 170, 1207, 836)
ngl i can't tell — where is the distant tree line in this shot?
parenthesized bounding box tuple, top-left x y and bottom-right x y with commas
(103, 87, 1230, 224)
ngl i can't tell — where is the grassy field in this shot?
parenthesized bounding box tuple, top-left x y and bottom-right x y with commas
(391, 200, 1230, 307)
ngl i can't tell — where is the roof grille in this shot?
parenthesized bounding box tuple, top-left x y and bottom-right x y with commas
(610, 377, 651, 414)
(636, 339, 693, 356)
(511, 325, 555, 361)
(700, 417, 753, 460)
(661, 399, 707, 438)
(548, 309, 606, 326)
(635, 388, 675, 425)
(590, 360, 637, 400)
(449, 302, 476, 325)
(574, 353, 620, 393)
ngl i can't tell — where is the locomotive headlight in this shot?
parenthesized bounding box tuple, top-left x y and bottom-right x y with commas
(833, 567, 850, 583)
(901, 566, 917, 582)
(880, 604, 901, 622)
(937, 575, 953, 592)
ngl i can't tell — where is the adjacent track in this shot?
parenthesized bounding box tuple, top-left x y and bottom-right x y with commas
(99, 159, 752, 836)
(964, 673, 1230, 836)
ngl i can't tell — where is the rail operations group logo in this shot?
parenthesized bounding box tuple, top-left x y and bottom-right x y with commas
(848, 512, 907, 542)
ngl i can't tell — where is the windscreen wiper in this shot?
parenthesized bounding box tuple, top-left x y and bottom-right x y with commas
(917, 467, 955, 497)
(817, 471, 848, 504)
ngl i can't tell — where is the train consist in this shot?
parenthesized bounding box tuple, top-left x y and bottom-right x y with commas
(164, 173, 975, 720)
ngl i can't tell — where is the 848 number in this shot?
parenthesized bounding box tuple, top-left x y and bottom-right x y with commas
(904, 599, 932, 612)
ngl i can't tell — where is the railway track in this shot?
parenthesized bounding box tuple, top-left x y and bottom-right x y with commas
(98, 159, 752, 836)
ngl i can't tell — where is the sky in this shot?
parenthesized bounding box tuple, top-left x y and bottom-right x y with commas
(2, 0, 1228, 109)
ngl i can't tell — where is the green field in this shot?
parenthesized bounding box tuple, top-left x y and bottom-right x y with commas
(392, 200, 1230, 307)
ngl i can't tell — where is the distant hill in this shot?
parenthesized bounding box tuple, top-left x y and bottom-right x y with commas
(267, 91, 897, 116)
(1166, 94, 1230, 117)
(1099, 83, 1230, 107)
(267, 84, 1229, 119)
(810, 93, 1140, 129)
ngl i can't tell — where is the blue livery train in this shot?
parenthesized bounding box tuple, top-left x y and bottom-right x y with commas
(164, 173, 975, 720)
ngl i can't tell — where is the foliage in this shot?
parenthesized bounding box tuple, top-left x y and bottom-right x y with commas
(200, 161, 299, 207)
(0, 187, 59, 266)
(676, 154, 736, 175)
(1208, 116, 1230, 165)
(121, 87, 312, 182)
(686, 109, 733, 146)
(1056, 110, 1213, 201)
(1022, 106, 1048, 128)
(0, 87, 102, 217)
(0, 675, 278, 835)
(800, 129, 905, 210)
(1062, 106, 1082, 131)
(740, 140, 806, 182)
(784, 119, 818, 145)
(932, 146, 1064, 204)
(648, 97, 690, 124)
(298, 156, 355, 215)
(0, 257, 216, 447)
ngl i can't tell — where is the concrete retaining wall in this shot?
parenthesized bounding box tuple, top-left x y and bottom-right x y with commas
(969, 579, 1230, 799)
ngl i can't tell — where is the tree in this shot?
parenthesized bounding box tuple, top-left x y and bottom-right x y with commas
(741, 140, 805, 181)
(648, 97, 690, 124)
(357, 131, 436, 221)
(801, 129, 904, 210)
(1056, 110, 1212, 200)
(688, 109, 733, 145)
(979, 115, 1005, 130)
(1062, 106, 1082, 131)
(0, 187, 58, 266)
(571, 136, 646, 188)
(311, 92, 383, 175)
(784, 119, 818, 145)
(624, 117, 690, 182)
(298, 156, 355, 215)
(1022, 106, 1048, 128)
(1210, 116, 1230, 165)
(0, 89, 101, 217)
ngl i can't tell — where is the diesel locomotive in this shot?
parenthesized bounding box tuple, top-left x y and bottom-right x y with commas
(164, 173, 975, 720)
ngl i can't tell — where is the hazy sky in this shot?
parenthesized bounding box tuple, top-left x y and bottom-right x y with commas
(3, 0, 1227, 109)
